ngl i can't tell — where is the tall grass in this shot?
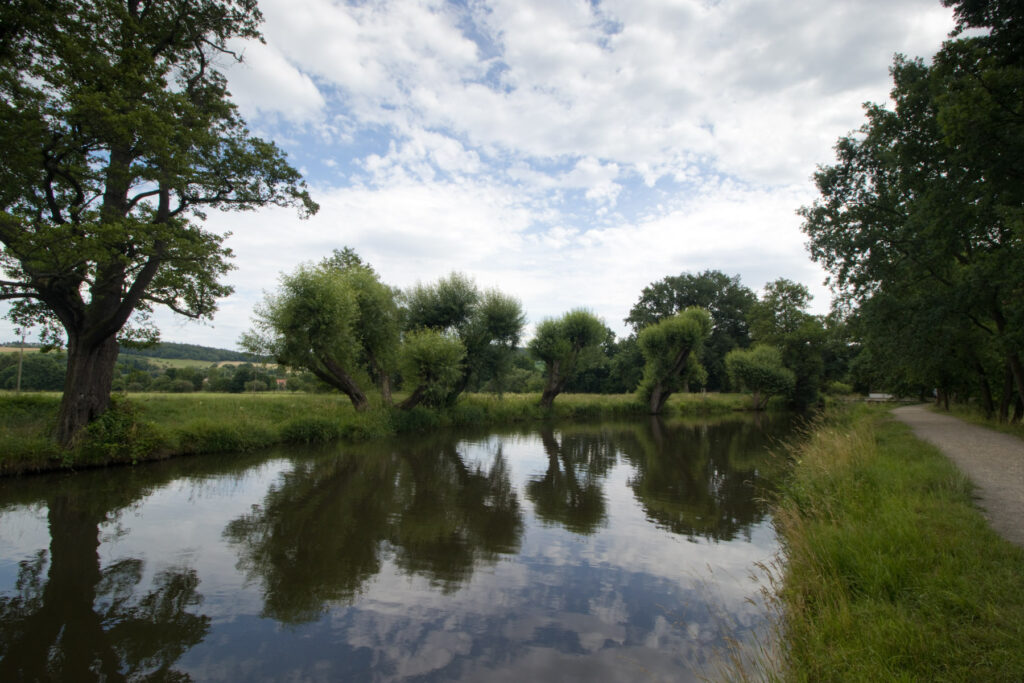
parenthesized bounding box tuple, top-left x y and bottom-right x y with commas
(0, 390, 754, 474)
(944, 402, 1024, 441)
(764, 404, 1024, 680)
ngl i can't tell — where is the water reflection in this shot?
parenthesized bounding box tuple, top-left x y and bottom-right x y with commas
(0, 479, 209, 681)
(619, 415, 788, 542)
(0, 414, 794, 681)
(526, 430, 616, 534)
(224, 434, 523, 623)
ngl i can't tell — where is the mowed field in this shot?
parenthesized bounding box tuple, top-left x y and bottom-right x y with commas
(0, 345, 257, 369)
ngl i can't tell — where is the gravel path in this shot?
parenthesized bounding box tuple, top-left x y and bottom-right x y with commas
(892, 404, 1024, 548)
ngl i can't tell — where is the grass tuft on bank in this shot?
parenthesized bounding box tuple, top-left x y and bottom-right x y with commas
(773, 404, 1024, 681)
(0, 390, 750, 475)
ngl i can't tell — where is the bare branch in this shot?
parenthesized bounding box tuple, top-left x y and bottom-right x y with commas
(141, 294, 202, 318)
(127, 188, 161, 212)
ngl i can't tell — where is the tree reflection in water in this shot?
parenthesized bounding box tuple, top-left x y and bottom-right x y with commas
(0, 488, 209, 682)
(525, 429, 617, 535)
(223, 433, 523, 624)
(0, 415, 794, 681)
(618, 415, 790, 542)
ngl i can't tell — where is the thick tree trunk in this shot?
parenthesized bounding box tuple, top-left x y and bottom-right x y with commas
(540, 361, 562, 410)
(648, 383, 669, 414)
(399, 386, 426, 410)
(539, 388, 558, 410)
(55, 334, 120, 447)
(315, 357, 369, 411)
(974, 359, 995, 420)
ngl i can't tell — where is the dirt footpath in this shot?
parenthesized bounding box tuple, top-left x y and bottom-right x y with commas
(891, 404, 1024, 549)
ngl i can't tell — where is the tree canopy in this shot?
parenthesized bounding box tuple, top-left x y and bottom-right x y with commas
(625, 270, 756, 391)
(636, 307, 712, 414)
(800, 1, 1024, 418)
(725, 345, 795, 410)
(0, 0, 317, 444)
(242, 252, 399, 411)
(403, 273, 524, 404)
(528, 309, 606, 409)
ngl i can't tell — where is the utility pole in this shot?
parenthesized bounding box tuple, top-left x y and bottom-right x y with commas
(15, 330, 25, 394)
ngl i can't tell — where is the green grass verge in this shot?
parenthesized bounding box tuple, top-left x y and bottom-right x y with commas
(772, 404, 1024, 681)
(941, 402, 1024, 442)
(0, 390, 752, 475)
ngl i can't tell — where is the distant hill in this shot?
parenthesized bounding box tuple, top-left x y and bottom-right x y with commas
(118, 342, 250, 363)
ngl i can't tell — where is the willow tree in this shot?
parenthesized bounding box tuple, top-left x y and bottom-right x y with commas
(625, 270, 756, 391)
(528, 309, 606, 409)
(0, 0, 317, 445)
(725, 345, 795, 411)
(403, 273, 524, 403)
(636, 308, 712, 414)
(397, 329, 466, 410)
(242, 256, 399, 411)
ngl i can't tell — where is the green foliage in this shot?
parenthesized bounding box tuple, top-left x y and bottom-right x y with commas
(402, 273, 524, 401)
(399, 329, 466, 408)
(800, 15, 1024, 418)
(0, 391, 753, 474)
(389, 405, 443, 433)
(0, 0, 317, 444)
(119, 342, 249, 363)
(626, 270, 756, 391)
(750, 279, 827, 410)
(529, 309, 607, 407)
(636, 308, 713, 413)
(76, 396, 166, 465)
(0, 350, 66, 390)
(280, 417, 343, 444)
(824, 380, 854, 396)
(725, 345, 796, 410)
(322, 249, 401, 394)
(749, 279, 812, 343)
(243, 253, 399, 409)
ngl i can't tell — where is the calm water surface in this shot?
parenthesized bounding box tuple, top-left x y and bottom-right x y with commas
(0, 414, 794, 681)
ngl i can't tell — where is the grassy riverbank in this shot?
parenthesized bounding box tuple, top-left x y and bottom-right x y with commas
(0, 390, 750, 475)
(772, 404, 1024, 680)
(943, 402, 1024, 441)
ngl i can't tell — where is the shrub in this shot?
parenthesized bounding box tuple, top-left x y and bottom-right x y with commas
(391, 405, 442, 433)
(75, 395, 166, 465)
(281, 416, 343, 443)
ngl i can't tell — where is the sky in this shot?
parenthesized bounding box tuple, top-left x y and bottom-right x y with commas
(3, 0, 958, 349)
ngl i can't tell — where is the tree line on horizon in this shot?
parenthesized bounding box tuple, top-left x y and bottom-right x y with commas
(239, 247, 854, 413)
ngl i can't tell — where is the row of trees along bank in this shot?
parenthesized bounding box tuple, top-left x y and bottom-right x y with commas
(0, 0, 856, 450)
(800, 0, 1024, 422)
(242, 248, 857, 415)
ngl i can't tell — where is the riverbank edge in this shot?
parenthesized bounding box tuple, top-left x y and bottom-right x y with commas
(770, 403, 1024, 680)
(0, 391, 758, 476)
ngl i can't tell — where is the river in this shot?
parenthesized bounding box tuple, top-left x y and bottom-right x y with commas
(0, 413, 794, 681)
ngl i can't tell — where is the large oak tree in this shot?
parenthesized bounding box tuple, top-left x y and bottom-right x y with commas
(800, 0, 1024, 417)
(0, 0, 316, 445)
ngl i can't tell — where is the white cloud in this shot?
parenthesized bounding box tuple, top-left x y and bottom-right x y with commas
(1, 0, 957, 348)
(226, 39, 325, 124)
